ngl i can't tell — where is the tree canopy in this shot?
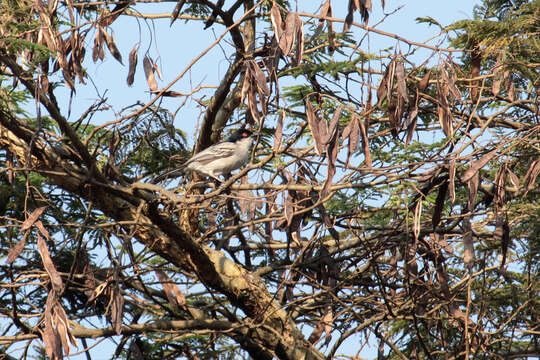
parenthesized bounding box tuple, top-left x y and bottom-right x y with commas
(0, 0, 538, 359)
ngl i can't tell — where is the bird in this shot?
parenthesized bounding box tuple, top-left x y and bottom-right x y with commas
(152, 128, 254, 183)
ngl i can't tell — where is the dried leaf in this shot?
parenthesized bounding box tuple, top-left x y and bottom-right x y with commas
(343, 3, 354, 32)
(319, 113, 329, 142)
(432, 180, 448, 229)
(344, 115, 358, 166)
(322, 306, 333, 346)
(247, 84, 261, 124)
(170, 0, 187, 26)
(55, 317, 70, 355)
(386, 60, 397, 102)
(99, 1, 130, 27)
(404, 108, 418, 146)
(42, 295, 62, 360)
(494, 164, 506, 211)
(92, 28, 105, 62)
(395, 57, 408, 101)
(21, 206, 47, 231)
(87, 282, 108, 303)
(294, 14, 304, 65)
(523, 157, 540, 194)
(313, 0, 331, 39)
(71, 32, 86, 83)
(48, 0, 59, 14)
(365, 89, 372, 126)
(494, 214, 504, 239)
(328, 129, 339, 166)
(54, 301, 77, 354)
(341, 118, 353, 140)
(492, 78, 502, 96)
(250, 61, 269, 96)
(321, 126, 338, 199)
(344, 0, 370, 31)
(327, 5, 336, 53)
(129, 339, 145, 360)
(284, 193, 294, 227)
(111, 285, 124, 335)
(273, 110, 284, 152)
(126, 44, 139, 86)
(92, 28, 104, 62)
(461, 148, 499, 183)
(62, 69, 76, 91)
(6, 232, 28, 264)
(358, 115, 371, 167)
(348, 113, 360, 155)
(270, 3, 283, 43)
(449, 160, 456, 203)
(467, 172, 479, 212)
(418, 69, 431, 92)
(155, 270, 186, 312)
(463, 218, 474, 268)
(203, 0, 221, 29)
(434, 233, 454, 254)
(449, 78, 461, 100)
(491, 56, 503, 96)
(264, 38, 281, 86)
(388, 101, 399, 138)
(359, 0, 372, 23)
(143, 56, 158, 91)
(35, 220, 51, 241)
(325, 104, 343, 145)
(279, 12, 297, 56)
(236, 175, 250, 216)
(102, 30, 123, 65)
(6, 154, 14, 184)
(507, 168, 520, 189)
(507, 80, 515, 101)
(308, 317, 323, 344)
(305, 97, 324, 156)
(469, 45, 482, 102)
(394, 95, 407, 137)
(404, 90, 419, 145)
(444, 64, 461, 100)
(152, 60, 162, 81)
(377, 60, 393, 103)
(500, 215, 510, 267)
(308, 304, 333, 345)
(37, 234, 64, 292)
(240, 65, 251, 103)
(437, 79, 453, 137)
(413, 200, 422, 240)
(241, 62, 264, 123)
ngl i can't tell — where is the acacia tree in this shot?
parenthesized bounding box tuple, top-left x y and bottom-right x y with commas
(0, 0, 538, 359)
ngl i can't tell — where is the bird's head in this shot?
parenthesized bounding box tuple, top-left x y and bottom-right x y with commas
(227, 129, 254, 143)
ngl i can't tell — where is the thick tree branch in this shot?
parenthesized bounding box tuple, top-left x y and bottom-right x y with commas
(194, 57, 244, 152)
(0, 54, 102, 179)
(0, 110, 323, 360)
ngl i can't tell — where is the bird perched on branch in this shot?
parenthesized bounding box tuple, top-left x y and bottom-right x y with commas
(152, 128, 254, 183)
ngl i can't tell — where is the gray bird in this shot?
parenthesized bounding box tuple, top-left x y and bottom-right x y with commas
(152, 129, 254, 183)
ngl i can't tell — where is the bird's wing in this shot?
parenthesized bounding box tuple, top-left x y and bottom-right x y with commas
(185, 142, 236, 165)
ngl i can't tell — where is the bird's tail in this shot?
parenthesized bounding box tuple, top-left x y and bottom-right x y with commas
(151, 166, 186, 184)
